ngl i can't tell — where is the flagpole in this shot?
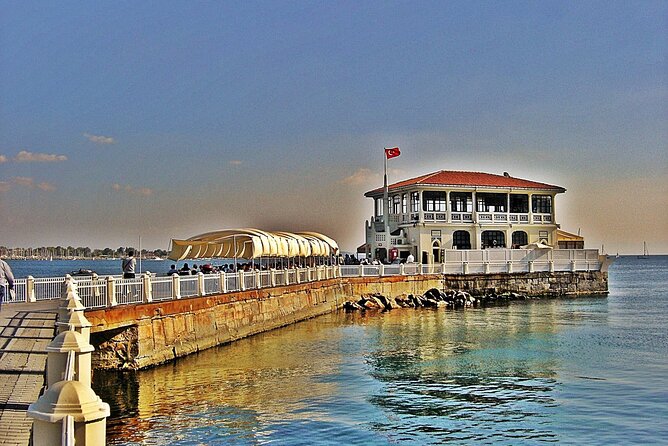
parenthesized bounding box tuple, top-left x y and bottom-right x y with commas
(383, 148, 389, 263)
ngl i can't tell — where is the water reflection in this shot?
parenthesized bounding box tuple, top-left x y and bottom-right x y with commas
(94, 298, 612, 445)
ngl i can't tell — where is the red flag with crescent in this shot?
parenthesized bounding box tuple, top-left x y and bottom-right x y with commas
(385, 147, 401, 159)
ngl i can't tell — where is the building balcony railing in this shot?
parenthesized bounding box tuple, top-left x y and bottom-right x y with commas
(372, 212, 554, 227)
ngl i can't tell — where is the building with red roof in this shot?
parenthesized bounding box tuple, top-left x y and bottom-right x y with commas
(363, 170, 567, 263)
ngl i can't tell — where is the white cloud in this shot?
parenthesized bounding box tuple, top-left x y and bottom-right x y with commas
(0, 155, 7, 163)
(112, 183, 153, 196)
(338, 168, 380, 186)
(13, 176, 34, 187)
(15, 150, 67, 162)
(84, 133, 116, 144)
(37, 182, 56, 192)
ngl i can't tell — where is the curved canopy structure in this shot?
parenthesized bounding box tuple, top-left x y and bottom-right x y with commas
(168, 228, 339, 261)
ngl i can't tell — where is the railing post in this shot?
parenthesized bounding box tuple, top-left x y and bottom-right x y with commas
(197, 272, 205, 296)
(27, 276, 36, 302)
(284, 269, 289, 285)
(143, 272, 153, 303)
(570, 259, 577, 272)
(400, 264, 405, 275)
(507, 261, 513, 273)
(359, 264, 364, 277)
(549, 260, 555, 273)
(462, 262, 469, 275)
(220, 271, 227, 293)
(172, 274, 181, 299)
(255, 270, 261, 289)
(239, 270, 246, 290)
(296, 268, 301, 284)
(484, 261, 490, 274)
(106, 276, 117, 307)
(378, 264, 384, 277)
(270, 270, 276, 287)
(528, 261, 534, 273)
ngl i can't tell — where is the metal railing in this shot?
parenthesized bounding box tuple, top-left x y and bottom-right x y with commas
(4, 249, 601, 309)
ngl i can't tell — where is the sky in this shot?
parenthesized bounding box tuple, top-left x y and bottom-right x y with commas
(0, 1, 666, 254)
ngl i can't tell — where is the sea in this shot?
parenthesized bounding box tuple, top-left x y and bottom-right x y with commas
(9, 256, 668, 445)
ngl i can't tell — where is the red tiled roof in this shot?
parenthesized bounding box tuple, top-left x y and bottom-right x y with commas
(365, 170, 565, 196)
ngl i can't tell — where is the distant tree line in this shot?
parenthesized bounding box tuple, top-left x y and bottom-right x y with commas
(0, 245, 168, 259)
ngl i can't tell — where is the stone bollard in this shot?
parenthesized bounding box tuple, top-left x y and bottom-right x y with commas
(28, 380, 110, 446)
(57, 309, 92, 340)
(46, 330, 94, 388)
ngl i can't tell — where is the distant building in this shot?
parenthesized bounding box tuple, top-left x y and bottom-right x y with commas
(556, 229, 585, 249)
(363, 170, 569, 264)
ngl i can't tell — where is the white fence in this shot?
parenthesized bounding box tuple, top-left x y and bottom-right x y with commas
(5, 249, 601, 309)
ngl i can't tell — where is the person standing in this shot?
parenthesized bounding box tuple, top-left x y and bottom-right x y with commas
(0, 258, 15, 309)
(122, 251, 137, 279)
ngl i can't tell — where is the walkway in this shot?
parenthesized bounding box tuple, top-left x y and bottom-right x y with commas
(0, 301, 59, 446)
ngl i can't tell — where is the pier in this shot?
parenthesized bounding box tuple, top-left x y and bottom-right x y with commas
(0, 301, 58, 446)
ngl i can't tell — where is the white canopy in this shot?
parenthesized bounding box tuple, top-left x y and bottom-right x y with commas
(168, 228, 339, 261)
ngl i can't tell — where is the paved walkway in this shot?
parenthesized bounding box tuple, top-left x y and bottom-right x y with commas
(0, 300, 59, 446)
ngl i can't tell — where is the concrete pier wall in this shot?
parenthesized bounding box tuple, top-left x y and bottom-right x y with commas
(86, 271, 607, 369)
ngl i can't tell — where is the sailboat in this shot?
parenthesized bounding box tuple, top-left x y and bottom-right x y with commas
(637, 242, 649, 259)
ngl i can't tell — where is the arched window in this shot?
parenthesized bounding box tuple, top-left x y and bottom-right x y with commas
(512, 231, 528, 248)
(452, 231, 471, 250)
(481, 231, 505, 248)
(432, 239, 441, 263)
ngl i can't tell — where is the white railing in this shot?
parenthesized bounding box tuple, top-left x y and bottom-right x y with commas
(4, 249, 601, 309)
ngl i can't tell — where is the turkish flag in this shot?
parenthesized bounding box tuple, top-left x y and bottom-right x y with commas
(385, 147, 401, 159)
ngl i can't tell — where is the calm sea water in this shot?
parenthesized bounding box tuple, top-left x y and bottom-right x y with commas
(49, 256, 668, 444)
(6, 259, 173, 279)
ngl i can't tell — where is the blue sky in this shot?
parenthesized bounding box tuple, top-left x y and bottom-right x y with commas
(1, 1, 666, 253)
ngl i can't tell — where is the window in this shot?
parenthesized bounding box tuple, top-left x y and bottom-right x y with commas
(476, 193, 507, 212)
(512, 231, 528, 248)
(402, 194, 407, 214)
(410, 192, 420, 212)
(450, 192, 472, 212)
(510, 194, 529, 213)
(452, 231, 471, 249)
(392, 195, 401, 214)
(481, 231, 506, 248)
(423, 191, 447, 212)
(532, 195, 552, 214)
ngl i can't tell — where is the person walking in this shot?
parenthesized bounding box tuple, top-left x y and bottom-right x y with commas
(0, 258, 15, 309)
(122, 251, 137, 279)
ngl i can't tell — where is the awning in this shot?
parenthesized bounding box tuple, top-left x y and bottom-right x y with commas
(168, 228, 339, 261)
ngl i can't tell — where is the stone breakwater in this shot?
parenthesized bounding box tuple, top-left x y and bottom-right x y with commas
(86, 271, 607, 369)
(344, 288, 538, 312)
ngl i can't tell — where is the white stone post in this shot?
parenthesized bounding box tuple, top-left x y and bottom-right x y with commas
(27, 276, 36, 302)
(143, 272, 153, 303)
(106, 276, 117, 307)
(359, 264, 364, 277)
(239, 270, 246, 290)
(255, 270, 261, 289)
(570, 259, 577, 272)
(197, 272, 206, 296)
(528, 261, 534, 273)
(46, 330, 94, 388)
(172, 274, 181, 299)
(378, 264, 384, 277)
(270, 270, 276, 287)
(484, 261, 490, 274)
(220, 271, 227, 293)
(507, 261, 513, 273)
(400, 264, 405, 275)
(295, 268, 301, 284)
(463, 262, 469, 275)
(549, 260, 555, 273)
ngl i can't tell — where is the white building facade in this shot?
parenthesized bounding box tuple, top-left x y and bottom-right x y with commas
(363, 170, 566, 264)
